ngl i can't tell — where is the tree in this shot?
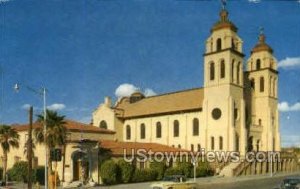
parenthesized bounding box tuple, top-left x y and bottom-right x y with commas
(0, 125, 20, 182)
(34, 110, 67, 175)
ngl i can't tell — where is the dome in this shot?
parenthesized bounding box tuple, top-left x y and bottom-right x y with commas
(211, 9, 238, 33)
(251, 34, 273, 54)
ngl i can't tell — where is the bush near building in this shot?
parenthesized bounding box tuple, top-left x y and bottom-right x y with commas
(117, 159, 134, 183)
(131, 169, 157, 183)
(100, 159, 214, 185)
(100, 160, 118, 185)
(6, 161, 45, 184)
(150, 161, 166, 180)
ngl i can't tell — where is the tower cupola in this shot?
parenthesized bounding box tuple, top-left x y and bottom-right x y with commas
(251, 31, 273, 54)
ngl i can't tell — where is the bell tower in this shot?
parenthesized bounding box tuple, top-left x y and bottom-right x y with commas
(246, 31, 280, 152)
(203, 5, 247, 155)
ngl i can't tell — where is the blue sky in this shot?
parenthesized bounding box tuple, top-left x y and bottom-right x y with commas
(0, 0, 299, 147)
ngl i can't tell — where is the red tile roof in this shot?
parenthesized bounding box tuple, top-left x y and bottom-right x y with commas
(99, 140, 189, 156)
(11, 119, 115, 134)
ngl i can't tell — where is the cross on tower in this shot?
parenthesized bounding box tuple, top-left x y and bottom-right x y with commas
(221, 0, 227, 10)
(259, 26, 264, 35)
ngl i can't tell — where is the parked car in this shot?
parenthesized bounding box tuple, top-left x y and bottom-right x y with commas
(274, 177, 300, 189)
(151, 175, 198, 189)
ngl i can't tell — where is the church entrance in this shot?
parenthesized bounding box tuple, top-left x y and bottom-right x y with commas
(72, 151, 89, 182)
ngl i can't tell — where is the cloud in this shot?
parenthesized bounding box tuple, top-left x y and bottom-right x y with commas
(278, 101, 300, 112)
(47, 103, 66, 111)
(278, 57, 300, 69)
(248, 0, 260, 3)
(115, 83, 139, 98)
(0, 0, 12, 3)
(144, 88, 157, 97)
(21, 104, 31, 110)
(115, 83, 157, 98)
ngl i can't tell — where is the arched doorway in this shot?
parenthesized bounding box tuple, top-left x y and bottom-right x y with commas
(72, 150, 89, 182)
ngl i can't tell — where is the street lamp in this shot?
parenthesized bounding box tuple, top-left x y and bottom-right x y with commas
(14, 83, 48, 189)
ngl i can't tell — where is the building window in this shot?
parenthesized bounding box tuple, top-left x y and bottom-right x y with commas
(211, 137, 215, 150)
(237, 62, 241, 84)
(156, 122, 162, 138)
(219, 136, 223, 150)
(250, 78, 255, 90)
(258, 119, 262, 126)
(231, 60, 235, 82)
(216, 38, 222, 51)
(33, 157, 38, 168)
(173, 120, 179, 137)
(191, 144, 194, 151)
(260, 77, 264, 92)
(178, 144, 181, 149)
(99, 120, 107, 129)
(126, 125, 131, 140)
(197, 144, 201, 152)
(210, 62, 215, 80)
(220, 60, 225, 79)
(193, 118, 199, 136)
(140, 123, 146, 139)
(256, 59, 261, 70)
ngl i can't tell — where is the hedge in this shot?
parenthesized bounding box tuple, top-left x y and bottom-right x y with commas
(150, 161, 166, 180)
(6, 161, 45, 184)
(100, 160, 118, 185)
(117, 159, 134, 183)
(131, 169, 157, 183)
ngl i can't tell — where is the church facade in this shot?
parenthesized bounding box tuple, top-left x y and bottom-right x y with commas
(92, 7, 281, 156)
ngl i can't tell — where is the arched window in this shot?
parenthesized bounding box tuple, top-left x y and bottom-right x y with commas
(192, 118, 199, 136)
(231, 38, 235, 49)
(256, 140, 260, 152)
(219, 136, 223, 150)
(273, 78, 276, 97)
(256, 59, 261, 70)
(211, 137, 215, 150)
(237, 62, 241, 84)
(231, 60, 235, 82)
(191, 144, 194, 152)
(178, 144, 181, 149)
(210, 62, 215, 80)
(220, 60, 225, 79)
(216, 38, 222, 51)
(258, 119, 262, 126)
(126, 125, 131, 140)
(250, 78, 255, 90)
(235, 133, 240, 152)
(197, 144, 201, 152)
(173, 120, 179, 137)
(156, 122, 162, 138)
(260, 77, 264, 92)
(99, 120, 107, 129)
(140, 123, 146, 139)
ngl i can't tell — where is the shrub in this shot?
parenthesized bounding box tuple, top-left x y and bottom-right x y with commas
(150, 161, 166, 180)
(131, 169, 157, 183)
(100, 160, 118, 185)
(177, 162, 193, 178)
(191, 161, 214, 177)
(34, 166, 45, 185)
(117, 159, 134, 183)
(164, 167, 183, 176)
(7, 161, 29, 182)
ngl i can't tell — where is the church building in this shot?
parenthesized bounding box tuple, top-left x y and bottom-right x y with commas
(92, 6, 281, 155)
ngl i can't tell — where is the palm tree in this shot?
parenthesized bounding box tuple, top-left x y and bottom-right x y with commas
(0, 125, 20, 182)
(34, 110, 67, 176)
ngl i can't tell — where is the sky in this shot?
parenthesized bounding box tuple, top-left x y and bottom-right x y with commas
(0, 0, 299, 147)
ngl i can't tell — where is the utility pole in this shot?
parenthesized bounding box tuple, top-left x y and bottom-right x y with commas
(28, 106, 33, 189)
